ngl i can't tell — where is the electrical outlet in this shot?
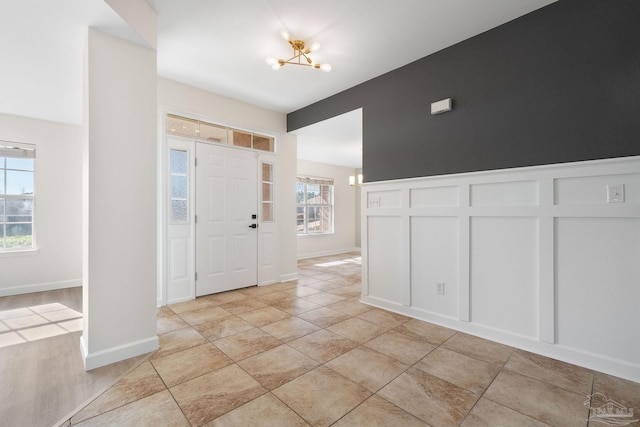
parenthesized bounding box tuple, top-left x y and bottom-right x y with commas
(368, 196, 381, 208)
(435, 281, 445, 295)
(607, 184, 625, 203)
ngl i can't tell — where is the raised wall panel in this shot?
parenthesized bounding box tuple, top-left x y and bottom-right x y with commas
(471, 181, 538, 206)
(556, 218, 640, 363)
(367, 190, 402, 208)
(470, 217, 538, 338)
(555, 173, 640, 205)
(410, 186, 459, 207)
(367, 216, 403, 304)
(410, 217, 458, 317)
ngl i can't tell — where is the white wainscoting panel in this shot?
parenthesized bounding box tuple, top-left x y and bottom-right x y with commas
(556, 217, 640, 365)
(361, 156, 640, 382)
(410, 186, 459, 207)
(365, 216, 404, 305)
(410, 217, 459, 318)
(471, 180, 539, 206)
(555, 173, 640, 205)
(470, 217, 538, 338)
(367, 190, 403, 209)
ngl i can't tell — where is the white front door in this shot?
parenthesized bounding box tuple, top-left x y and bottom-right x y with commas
(195, 142, 258, 296)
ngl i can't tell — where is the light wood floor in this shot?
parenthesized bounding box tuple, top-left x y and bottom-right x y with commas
(0, 287, 150, 427)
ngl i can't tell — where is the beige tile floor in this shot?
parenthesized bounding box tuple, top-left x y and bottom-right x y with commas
(62, 253, 639, 427)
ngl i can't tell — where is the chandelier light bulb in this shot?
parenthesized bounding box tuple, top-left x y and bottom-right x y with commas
(320, 63, 332, 72)
(310, 42, 321, 51)
(265, 57, 276, 66)
(271, 63, 282, 70)
(280, 30, 290, 41)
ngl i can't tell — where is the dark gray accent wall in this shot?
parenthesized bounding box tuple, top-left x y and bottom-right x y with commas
(287, 1, 640, 182)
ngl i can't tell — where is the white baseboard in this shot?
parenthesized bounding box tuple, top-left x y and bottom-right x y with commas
(361, 295, 640, 383)
(166, 295, 194, 306)
(297, 247, 361, 260)
(279, 272, 299, 283)
(0, 279, 82, 297)
(80, 334, 159, 371)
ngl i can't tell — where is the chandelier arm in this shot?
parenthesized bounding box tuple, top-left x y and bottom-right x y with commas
(300, 51, 314, 65)
(269, 36, 328, 70)
(282, 52, 304, 63)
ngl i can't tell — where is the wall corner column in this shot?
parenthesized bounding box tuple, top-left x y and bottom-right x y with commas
(81, 15, 158, 370)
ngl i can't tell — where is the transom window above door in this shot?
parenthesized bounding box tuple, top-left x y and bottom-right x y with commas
(166, 114, 275, 153)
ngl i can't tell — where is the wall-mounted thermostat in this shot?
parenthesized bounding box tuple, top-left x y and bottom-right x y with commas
(431, 98, 452, 115)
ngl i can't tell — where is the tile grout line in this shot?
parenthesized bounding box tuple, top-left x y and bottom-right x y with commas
(148, 356, 203, 426)
(454, 344, 514, 426)
(56, 350, 159, 426)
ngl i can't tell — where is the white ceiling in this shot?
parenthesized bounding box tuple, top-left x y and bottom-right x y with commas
(0, 0, 556, 167)
(291, 109, 363, 169)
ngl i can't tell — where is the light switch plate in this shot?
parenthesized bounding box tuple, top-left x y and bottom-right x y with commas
(368, 196, 381, 208)
(607, 184, 625, 203)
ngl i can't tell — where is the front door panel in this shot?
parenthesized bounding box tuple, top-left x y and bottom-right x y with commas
(195, 142, 258, 296)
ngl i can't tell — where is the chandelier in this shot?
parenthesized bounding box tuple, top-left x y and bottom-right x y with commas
(266, 31, 331, 72)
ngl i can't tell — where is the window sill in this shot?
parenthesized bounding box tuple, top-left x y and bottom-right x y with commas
(297, 232, 335, 237)
(0, 248, 39, 258)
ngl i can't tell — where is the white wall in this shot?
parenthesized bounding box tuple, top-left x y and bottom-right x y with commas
(81, 28, 158, 370)
(0, 113, 82, 295)
(355, 167, 362, 248)
(361, 156, 640, 382)
(157, 78, 298, 284)
(297, 159, 357, 259)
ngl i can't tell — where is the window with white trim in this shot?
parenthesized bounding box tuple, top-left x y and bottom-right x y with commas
(296, 177, 333, 235)
(0, 142, 35, 250)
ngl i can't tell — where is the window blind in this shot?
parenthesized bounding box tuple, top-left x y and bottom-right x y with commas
(0, 141, 36, 159)
(296, 177, 333, 186)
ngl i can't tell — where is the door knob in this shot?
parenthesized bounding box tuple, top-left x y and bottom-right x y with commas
(248, 224, 258, 229)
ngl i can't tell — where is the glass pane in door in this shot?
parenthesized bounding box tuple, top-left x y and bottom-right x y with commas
(169, 148, 189, 224)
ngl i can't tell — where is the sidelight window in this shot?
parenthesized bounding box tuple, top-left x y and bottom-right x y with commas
(262, 162, 274, 222)
(169, 149, 189, 223)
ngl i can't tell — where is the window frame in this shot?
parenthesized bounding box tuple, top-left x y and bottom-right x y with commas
(296, 176, 334, 236)
(0, 141, 36, 252)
